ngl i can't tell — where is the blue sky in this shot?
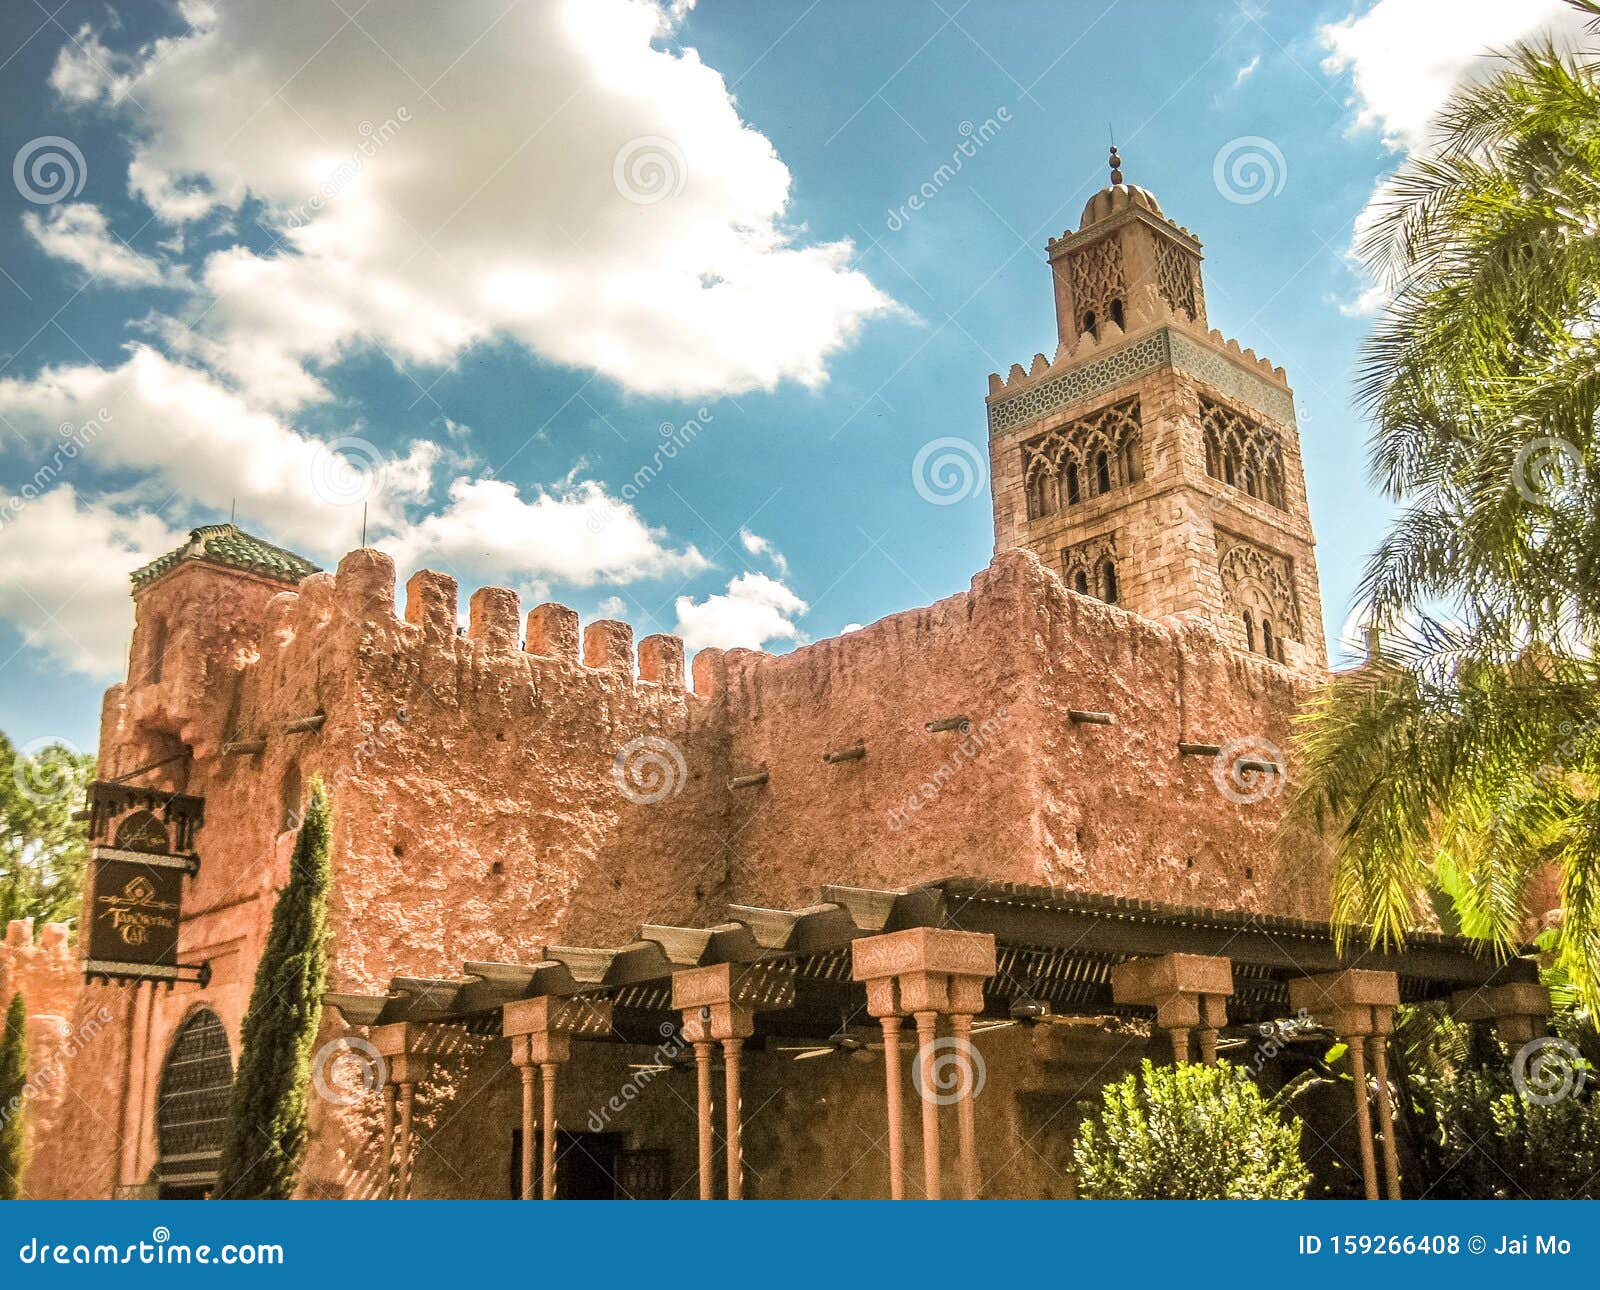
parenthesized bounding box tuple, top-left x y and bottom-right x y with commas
(0, 0, 1580, 752)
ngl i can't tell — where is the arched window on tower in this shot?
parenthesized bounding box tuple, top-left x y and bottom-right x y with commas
(1108, 298, 1125, 330)
(279, 763, 303, 834)
(1082, 309, 1098, 339)
(1073, 570, 1089, 596)
(1094, 451, 1112, 495)
(1261, 619, 1275, 662)
(1243, 611, 1256, 653)
(1121, 437, 1142, 486)
(1098, 558, 1119, 605)
(1027, 469, 1051, 520)
(1065, 464, 1082, 506)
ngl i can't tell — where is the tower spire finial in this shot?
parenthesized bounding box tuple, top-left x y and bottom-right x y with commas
(1108, 143, 1123, 186)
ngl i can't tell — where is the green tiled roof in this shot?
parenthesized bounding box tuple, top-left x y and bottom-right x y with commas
(130, 524, 322, 592)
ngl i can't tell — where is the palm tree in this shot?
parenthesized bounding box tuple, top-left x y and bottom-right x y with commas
(1293, 5, 1600, 1011)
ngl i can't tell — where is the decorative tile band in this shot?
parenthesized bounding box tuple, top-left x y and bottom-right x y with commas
(987, 327, 1295, 434)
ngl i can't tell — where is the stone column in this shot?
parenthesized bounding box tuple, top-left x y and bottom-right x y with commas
(671, 963, 797, 1201)
(851, 927, 997, 1201)
(502, 995, 613, 1202)
(1110, 953, 1235, 1067)
(878, 1015, 906, 1200)
(1289, 969, 1401, 1201)
(1451, 982, 1553, 1048)
(372, 1023, 433, 1201)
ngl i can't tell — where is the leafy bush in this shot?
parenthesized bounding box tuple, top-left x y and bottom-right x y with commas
(0, 993, 26, 1199)
(1074, 1059, 1311, 1199)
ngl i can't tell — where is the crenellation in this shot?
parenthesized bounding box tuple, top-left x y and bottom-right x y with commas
(468, 586, 520, 650)
(638, 633, 686, 689)
(524, 602, 580, 662)
(403, 569, 458, 642)
(583, 619, 634, 677)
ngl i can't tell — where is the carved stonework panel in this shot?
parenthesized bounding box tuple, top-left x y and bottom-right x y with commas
(1154, 238, 1198, 320)
(1021, 397, 1143, 520)
(1062, 532, 1118, 600)
(987, 327, 1297, 436)
(1067, 238, 1127, 335)
(1217, 533, 1301, 649)
(1201, 396, 1286, 510)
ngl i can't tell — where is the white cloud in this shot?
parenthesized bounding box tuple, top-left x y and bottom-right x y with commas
(674, 571, 806, 652)
(1233, 54, 1260, 87)
(387, 476, 708, 589)
(0, 487, 182, 677)
(55, 0, 894, 408)
(22, 203, 171, 288)
(1319, 0, 1578, 151)
(1320, 0, 1591, 314)
(737, 526, 788, 576)
(0, 347, 438, 554)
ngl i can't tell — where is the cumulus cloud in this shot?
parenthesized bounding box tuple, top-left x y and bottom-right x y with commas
(386, 476, 708, 590)
(55, 0, 894, 408)
(0, 487, 182, 677)
(0, 347, 438, 554)
(22, 204, 173, 288)
(1319, 0, 1590, 314)
(674, 571, 807, 652)
(737, 526, 788, 576)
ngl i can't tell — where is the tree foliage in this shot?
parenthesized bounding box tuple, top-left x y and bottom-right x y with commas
(1073, 1060, 1311, 1199)
(1293, 4, 1600, 1010)
(0, 993, 28, 1200)
(212, 781, 330, 1200)
(0, 732, 94, 928)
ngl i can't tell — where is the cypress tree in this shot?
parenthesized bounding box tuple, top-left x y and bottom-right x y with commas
(213, 780, 331, 1199)
(0, 992, 28, 1199)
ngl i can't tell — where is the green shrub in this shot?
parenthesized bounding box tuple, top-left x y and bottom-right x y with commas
(1074, 1059, 1311, 1199)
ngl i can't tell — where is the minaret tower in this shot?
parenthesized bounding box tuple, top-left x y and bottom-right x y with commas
(985, 147, 1326, 672)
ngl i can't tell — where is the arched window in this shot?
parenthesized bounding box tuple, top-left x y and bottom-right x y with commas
(1027, 470, 1051, 520)
(1243, 612, 1255, 653)
(1121, 437, 1141, 486)
(1095, 451, 1111, 495)
(1099, 559, 1119, 605)
(1224, 452, 1238, 487)
(1261, 619, 1274, 661)
(1082, 309, 1097, 339)
(1065, 465, 1081, 506)
(1108, 298, 1125, 330)
(156, 1010, 233, 1199)
(1073, 570, 1089, 595)
(279, 763, 303, 834)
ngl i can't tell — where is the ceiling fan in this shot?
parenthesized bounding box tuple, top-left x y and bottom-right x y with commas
(773, 1012, 885, 1063)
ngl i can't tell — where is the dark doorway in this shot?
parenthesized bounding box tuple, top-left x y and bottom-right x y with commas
(510, 1130, 649, 1198)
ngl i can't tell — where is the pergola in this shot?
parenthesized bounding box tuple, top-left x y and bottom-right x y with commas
(327, 877, 1549, 1202)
